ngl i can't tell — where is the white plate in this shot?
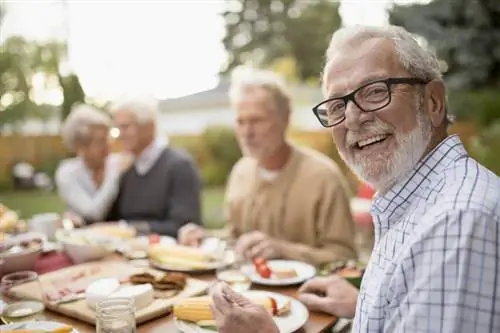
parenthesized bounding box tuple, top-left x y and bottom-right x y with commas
(175, 290, 309, 333)
(150, 250, 235, 273)
(0, 321, 79, 332)
(241, 260, 316, 286)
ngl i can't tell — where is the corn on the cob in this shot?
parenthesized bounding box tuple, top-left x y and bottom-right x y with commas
(154, 256, 215, 269)
(148, 244, 215, 263)
(173, 296, 276, 323)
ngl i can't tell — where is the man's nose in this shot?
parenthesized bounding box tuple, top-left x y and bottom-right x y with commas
(344, 102, 373, 131)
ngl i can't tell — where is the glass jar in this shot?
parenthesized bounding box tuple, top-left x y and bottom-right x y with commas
(0, 271, 46, 323)
(96, 298, 136, 333)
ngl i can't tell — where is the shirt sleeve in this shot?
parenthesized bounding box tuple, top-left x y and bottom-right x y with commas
(55, 164, 121, 222)
(385, 209, 500, 333)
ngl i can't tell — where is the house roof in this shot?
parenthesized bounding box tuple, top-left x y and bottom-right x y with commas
(159, 78, 322, 112)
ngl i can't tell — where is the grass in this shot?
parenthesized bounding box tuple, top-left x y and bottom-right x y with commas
(0, 187, 226, 229)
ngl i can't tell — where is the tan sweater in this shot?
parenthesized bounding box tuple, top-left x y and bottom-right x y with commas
(224, 145, 358, 265)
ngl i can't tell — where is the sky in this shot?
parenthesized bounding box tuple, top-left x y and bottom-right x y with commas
(1, 0, 426, 103)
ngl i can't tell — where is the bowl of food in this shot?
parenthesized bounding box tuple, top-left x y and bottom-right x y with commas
(317, 259, 365, 289)
(0, 232, 44, 275)
(55, 229, 111, 264)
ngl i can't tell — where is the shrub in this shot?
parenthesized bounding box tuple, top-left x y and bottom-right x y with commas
(449, 89, 500, 127)
(469, 121, 500, 176)
(198, 126, 242, 187)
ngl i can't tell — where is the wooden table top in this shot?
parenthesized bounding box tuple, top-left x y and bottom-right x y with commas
(4, 255, 338, 333)
(40, 273, 337, 333)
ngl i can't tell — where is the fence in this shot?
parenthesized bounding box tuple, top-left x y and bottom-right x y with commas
(0, 122, 478, 188)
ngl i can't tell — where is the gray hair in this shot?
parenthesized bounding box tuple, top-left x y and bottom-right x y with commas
(324, 25, 453, 125)
(229, 66, 292, 116)
(61, 104, 111, 152)
(108, 96, 159, 124)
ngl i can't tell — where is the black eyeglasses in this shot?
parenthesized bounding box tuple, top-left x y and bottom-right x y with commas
(312, 77, 429, 127)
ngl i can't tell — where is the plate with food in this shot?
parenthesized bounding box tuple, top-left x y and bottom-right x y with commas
(317, 259, 365, 288)
(149, 243, 234, 273)
(117, 234, 176, 260)
(0, 321, 78, 332)
(173, 290, 308, 333)
(241, 259, 316, 286)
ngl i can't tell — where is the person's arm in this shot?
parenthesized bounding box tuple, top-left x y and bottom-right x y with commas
(384, 209, 500, 332)
(126, 156, 202, 237)
(55, 164, 120, 222)
(276, 175, 358, 266)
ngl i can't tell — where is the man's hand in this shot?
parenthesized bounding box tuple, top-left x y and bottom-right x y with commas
(178, 223, 206, 247)
(298, 275, 359, 318)
(235, 231, 281, 260)
(210, 282, 279, 333)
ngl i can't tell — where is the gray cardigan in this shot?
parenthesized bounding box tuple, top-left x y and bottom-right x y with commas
(105, 147, 202, 237)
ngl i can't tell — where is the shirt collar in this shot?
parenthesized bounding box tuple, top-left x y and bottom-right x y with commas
(134, 137, 167, 175)
(371, 134, 468, 227)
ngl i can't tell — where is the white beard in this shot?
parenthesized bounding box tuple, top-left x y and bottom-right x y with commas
(339, 100, 433, 194)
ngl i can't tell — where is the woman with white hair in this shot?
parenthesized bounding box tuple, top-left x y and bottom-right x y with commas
(55, 104, 129, 223)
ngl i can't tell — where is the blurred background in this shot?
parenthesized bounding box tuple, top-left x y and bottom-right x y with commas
(0, 0, 499, 229)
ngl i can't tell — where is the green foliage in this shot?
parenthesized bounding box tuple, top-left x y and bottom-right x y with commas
(389, 0, 500, 90)
(60, 74, 86, 121)
(199, 126, 242, 187)
(469, 121, 500, 176)
(0, 36, 86, 128)
(220, 0, 341, 81)
(449, 89, 500, 126)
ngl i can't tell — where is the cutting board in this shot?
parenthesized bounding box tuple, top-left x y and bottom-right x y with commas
(8, 261, 210, 326)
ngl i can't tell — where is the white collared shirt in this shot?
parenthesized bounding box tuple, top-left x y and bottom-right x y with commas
(353, 135, 500, 332)
(134, 136, 168, 175)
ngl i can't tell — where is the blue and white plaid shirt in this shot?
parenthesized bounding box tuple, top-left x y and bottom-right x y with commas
(353, 135, 500, 333)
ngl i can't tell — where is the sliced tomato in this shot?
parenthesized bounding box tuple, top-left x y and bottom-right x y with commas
(252, 257, 267, 267)
(149, 234, 160, 245)
(269, 297, 278, 315)
(256, 264, 272, 279)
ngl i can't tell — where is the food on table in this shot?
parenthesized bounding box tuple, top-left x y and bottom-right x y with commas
(129, 272, 156, 284)
(148, 244, 218, 269)
(252, 258, 272, 278)
(337, 267, 363, 278)
(148, 234, 161, 245)
(0, 238, 42, 255)
(153, 272, 187, 291)
(84, 277, 155, 310)
(85, 278, 122, 308)
(318, 259, 365, 288)
(1, 325, 74, 333)
(272, 267, 299, 279)
(44, 266, 105, 303)
(173, 294, 290, 326)
(110, 284, 154, 310)
(251, 258, 298, 280)
(91, 224, 136, 239)
(0, 204, 27, 234)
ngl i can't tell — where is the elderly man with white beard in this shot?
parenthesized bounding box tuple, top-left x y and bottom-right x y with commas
(208, 24, 500, 333)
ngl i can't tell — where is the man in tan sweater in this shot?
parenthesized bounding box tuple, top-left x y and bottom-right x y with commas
(179, 67, 357, 265)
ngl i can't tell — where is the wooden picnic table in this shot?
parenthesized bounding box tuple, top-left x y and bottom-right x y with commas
(6, 254, 338, 333)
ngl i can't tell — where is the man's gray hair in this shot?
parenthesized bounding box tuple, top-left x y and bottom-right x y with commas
(229, 66, 292, 116)
(108, 96, 159, 124)
(61, 103, 111, 152)
(324, 24, 454, 124)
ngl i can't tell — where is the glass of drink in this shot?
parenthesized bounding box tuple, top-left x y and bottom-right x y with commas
(0, 271, 45, 323)
(96, 297, 136, 333)
(216, 259, 252, 293)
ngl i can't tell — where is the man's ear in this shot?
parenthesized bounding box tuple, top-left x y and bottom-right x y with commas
(425, 80, 447, 128)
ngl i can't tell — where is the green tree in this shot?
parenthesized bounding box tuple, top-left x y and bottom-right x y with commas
(0, 36, 86, 131)
(221, 0, 341, 81)
(389, 0, 500, 90)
